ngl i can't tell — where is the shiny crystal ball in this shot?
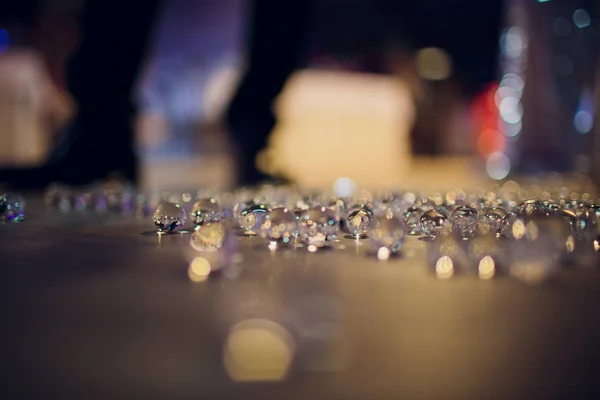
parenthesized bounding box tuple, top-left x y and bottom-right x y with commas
(368, 216, 405, 253)
(190, 221, 227, 252)
(448, 205, 479, 238)
(190, 198, 221, 226)
(481, 206, 507, 232)
(261, 207, 298, 242)
(0, 194, 25, 222)
(420, 209, 447, 238)
(298, 206, 339, 245)
(515, 200, 546, 218)
(346, 207, 373, 238)
(403, 205, 424, 235)
(239, 203, 270, 235)
(152, 202, 187, 232)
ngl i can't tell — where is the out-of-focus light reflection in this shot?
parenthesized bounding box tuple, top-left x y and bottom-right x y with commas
(566, 236, 576, 253)
(435, 256, 454, 279)
(223, 319, 295, 382)
(574, 110, 593, 134)
(486, 152, 511, 180)
(573, 9, 591, 28)
(512, 219, 526, 240)
(307, 244, 318, 253)
(478, 256, 496, 280)
(415, 47, 452, 81)
(333, 177, 357, 198)
(501, 27, 527, 58)
(594, 238, 600, 252)
(525, 221, 539, 241)
(188, 257, 211, 282)
(377, 247, 391, 261)
(503, 119, 522, 137)
(0, 28, 9, 53)
(268, 241, 278, 251)
(499, 97, 523, 124)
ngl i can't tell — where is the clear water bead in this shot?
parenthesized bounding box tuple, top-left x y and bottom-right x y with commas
(346, 207, 372, 238)
(0, 194, 25, 222)
(298, 206, 339, 246)
(368, 216, 405, 253)
(515, 200, 546, 218)
(481, 207, 507, 233)
(403, 206, 424, 235)
(190, 221, 227, 252)
(419, 209, 447, 238)
(152, 202, 187, 232)
(239, 204, 270, 235)
(449, 205, 478, 238)
(190, 198, 221, 226)
(261, 207, 298, 242)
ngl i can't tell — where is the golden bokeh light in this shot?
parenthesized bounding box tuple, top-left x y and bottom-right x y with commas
(188, 257, 211, 282)
(478, 256, 496, 280)
(435, 256, 454, 279)
(377, 247, 391, 261)
(223, 319, 295, 382)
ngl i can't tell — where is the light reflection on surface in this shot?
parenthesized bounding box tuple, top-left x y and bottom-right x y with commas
(223, 319, 295, 382)
(188, 257, 211, 282)
(478, 256, 496, 280)
(377, 247, 391, 261)
(435, 256, 454, 279)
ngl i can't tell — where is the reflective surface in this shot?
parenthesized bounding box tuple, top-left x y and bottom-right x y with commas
(3, 198, 600, 398)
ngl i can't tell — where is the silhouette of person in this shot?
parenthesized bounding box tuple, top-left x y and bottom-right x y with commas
(0, 0, 313, 189)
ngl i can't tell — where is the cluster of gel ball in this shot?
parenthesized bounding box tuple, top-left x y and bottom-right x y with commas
(151, 185, 600, 282)
(0, 193, 25, 223)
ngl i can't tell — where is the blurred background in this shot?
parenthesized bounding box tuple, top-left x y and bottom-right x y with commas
(0, 0, 597, 190)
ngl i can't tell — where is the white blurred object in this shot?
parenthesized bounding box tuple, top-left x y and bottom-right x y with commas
(0, 50, 69, 166)
(267, 69, 415, 189)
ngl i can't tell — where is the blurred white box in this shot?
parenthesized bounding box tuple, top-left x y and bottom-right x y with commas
(267, 69, 415, 190)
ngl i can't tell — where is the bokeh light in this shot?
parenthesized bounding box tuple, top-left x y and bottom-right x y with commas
(574, 110, 593, 134)
(478, 256, 496, 280)
(573, 9, 591, 28)
(415, 47, 452, 81)
(486, 152, 511, 180)
(223, 319, 295, 382)
(333, 177, 357, 198)
(188, 257, 211, 282)
(435, 256, 454, 279)
(499, 97, 523, 124)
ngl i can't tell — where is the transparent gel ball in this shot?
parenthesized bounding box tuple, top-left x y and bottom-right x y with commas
(190, 221, 227, 252)
(403, 206, 423, 235)
(481, 206, 507, 233)
(261, 207, 298, 242)
(239, 203, 270, 235)
(191, 198, 221, 226)
(0, 194, 25, 222)
(419, 209, 446, 238)
(574, 206, 599, 241)
(346, 207, 373, 238)
(515, 200, 546, 218)
(368, 216, 405, 253)
(233, 199, 256, 222)
(298, 206, 339, 246)
(500, 212, 519, 238)
(448, 205, 479, 238)
(152, 202, 187, 233)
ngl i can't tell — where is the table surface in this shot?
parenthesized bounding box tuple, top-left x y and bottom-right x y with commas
(2, 199, 600, 399)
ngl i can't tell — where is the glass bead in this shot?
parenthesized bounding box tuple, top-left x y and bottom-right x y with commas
(0, 194, 25, 222)
(419, 209, 447, 238)
(346, 207, 373, 238)
(403, 206, 423, 235)
(368, 216, 405, 253)
(481, 206, 507, 233)
(448, 205, 478, 238)
(190, 221, 227, 252)
(191, 198, 221, 226)
(298, 206, 339, 246)
(152, 202, 187, 233)
(239, 204, 270, 235)
(261, 207, 298, 242)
